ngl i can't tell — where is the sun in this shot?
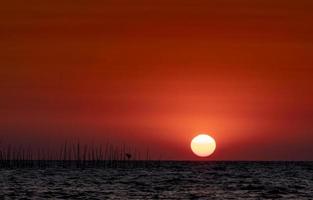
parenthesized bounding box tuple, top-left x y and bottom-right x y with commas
(191, 134, 216, 157)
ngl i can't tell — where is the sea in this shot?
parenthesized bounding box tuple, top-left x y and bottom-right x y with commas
(0, 161, 312, 199)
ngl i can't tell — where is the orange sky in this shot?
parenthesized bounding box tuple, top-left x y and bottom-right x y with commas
(1, 0, 313, 160)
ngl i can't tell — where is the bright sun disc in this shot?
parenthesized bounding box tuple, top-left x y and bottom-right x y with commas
(191, 134, 216, 157)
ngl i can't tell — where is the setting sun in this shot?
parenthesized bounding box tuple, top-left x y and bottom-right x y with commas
(191, 134, 216, 157)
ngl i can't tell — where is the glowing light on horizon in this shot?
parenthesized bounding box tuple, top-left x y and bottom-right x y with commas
(191, 134, 216, 157)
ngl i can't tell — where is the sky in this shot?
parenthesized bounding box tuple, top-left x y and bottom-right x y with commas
(1, 0, 313, 160)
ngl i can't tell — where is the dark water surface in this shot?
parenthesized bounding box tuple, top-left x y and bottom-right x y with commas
(0, 161, 312, 199)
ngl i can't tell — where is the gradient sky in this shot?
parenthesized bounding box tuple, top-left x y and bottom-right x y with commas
(1, 0, 313, 160)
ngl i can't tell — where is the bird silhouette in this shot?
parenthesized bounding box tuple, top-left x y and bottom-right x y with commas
(125, 153, 132, 160)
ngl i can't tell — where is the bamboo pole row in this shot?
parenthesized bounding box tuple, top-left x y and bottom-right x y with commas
(0, 142, 156, 169)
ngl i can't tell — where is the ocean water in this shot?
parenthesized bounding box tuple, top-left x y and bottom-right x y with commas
(0, 161, 312, 199)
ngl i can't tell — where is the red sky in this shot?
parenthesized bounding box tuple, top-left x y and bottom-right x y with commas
(1, 0, 313, 160)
